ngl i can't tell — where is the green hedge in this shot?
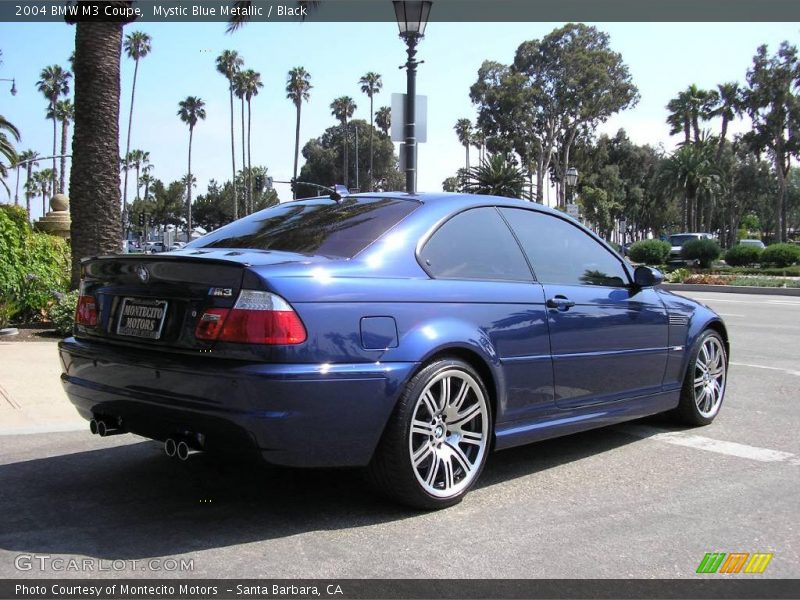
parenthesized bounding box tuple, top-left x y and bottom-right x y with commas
(761, 243, 800, 268)
(0, 205, 71, 321)
(48, 290, 79, 336)
(628, 239, 671, 265)
(724, 244, 763, 267)
(681, 238, 721, 269)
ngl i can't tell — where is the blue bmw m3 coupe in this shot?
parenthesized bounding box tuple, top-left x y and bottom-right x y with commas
(59, 192, 729, 509)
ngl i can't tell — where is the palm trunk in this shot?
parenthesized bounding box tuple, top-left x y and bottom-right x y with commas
(187, 126, 193, 242)
(369, 96, 374, 191)
(59, 118, 68, 194)
(293, 103, 301, 198)
(240, 96, 246, 214)
(123, 58, 139, 230)
(229, 84, 238, 220)
(465, 145, 470, 171)
(247, 97, 252, 212)
(342, 121, 348, 187)
(135, 164, 141, 200)
(69, 20, 123, 288)
(51, 109, 58, 194)
(25, 165, 32, 221)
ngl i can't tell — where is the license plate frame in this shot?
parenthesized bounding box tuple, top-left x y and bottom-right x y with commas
(116, 297, 169, 340)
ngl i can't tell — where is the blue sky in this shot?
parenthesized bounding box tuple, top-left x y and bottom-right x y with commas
(0, 20, 798, 219)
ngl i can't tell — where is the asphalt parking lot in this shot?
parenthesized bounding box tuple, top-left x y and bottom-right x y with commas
(0, 290, 798, 579)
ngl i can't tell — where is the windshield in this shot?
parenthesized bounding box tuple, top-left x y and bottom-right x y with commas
(188, 197, 418, 258)
(670, 234, 702, 246)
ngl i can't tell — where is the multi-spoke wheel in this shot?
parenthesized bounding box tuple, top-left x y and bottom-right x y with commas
(676, 329, 728, 426)
(368, 358, 492, 510)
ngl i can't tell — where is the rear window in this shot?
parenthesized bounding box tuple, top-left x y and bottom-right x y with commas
(188, 197, 418, 258)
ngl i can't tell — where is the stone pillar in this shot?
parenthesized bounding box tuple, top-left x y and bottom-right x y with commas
(33, 193, 71, 239)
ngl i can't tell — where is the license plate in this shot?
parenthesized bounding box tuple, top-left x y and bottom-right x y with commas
(117, 298, 168, 340)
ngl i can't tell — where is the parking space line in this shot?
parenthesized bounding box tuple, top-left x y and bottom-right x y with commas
(618, 424, 800, 466)
(730, 362, 800, 377)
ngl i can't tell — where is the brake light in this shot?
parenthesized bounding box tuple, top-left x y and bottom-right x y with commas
(194, 291, 306, 345)
(75, 295, 98, 327)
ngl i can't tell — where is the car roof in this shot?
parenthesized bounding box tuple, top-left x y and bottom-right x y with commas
(301, 191, 569, 218)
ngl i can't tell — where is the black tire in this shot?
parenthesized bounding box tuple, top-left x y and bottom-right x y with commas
(368, 358, 493, 510)
(675, 329, 728, 426)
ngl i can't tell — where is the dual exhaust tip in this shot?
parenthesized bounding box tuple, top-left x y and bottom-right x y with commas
(89, 417, 124, 437)
(164, 437, 200, 461)
(90, 416, 202, 462)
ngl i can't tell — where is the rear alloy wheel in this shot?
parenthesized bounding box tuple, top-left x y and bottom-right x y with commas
(369, 359, 492, 510)
(676, 330, 727, 426)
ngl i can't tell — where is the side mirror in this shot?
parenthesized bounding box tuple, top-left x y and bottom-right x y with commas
(633, 265, 664, 288)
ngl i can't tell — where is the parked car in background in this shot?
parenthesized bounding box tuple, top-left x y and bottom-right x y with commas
(169, 242, 187, 251)
(144, 241, 166, 254)
(737, 239, 766, 249)
(668, 232, 714, 260)
(59, 193, 729, 509)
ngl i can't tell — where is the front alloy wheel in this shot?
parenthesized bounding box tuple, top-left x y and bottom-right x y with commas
(369, 358, 492, 510)
(676, 329, 728, 426)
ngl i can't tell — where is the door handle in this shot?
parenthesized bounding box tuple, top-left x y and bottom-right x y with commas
(546, 295, 576, 311)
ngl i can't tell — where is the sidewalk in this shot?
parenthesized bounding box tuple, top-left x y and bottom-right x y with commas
(0, 340, 85, 435)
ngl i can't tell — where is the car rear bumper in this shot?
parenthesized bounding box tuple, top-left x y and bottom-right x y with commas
(58, 337, 416, 467)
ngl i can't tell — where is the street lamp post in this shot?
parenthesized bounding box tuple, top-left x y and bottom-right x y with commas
(565, 166, 578, 209)
(0, 78, 17, 96)
(393, 1, 432, 195)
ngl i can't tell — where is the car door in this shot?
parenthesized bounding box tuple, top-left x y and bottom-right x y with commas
(500, 208, 669, 409)
(417, 206, 555, 423)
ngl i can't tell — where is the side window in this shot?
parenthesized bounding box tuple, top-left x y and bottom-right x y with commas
(500, 208, 629, 287)
(420, 207, 532, 281)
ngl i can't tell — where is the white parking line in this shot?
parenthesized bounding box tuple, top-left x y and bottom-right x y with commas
(730, 362, 800, 377)
(694, 297, 800, 306)
(619, 424, 800, 466)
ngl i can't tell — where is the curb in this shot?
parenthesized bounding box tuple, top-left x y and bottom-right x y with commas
(661, 283, 800, 297)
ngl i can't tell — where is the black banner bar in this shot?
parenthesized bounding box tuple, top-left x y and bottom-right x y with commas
(2, 579, 800, 600)
(2, 0, 800, 23)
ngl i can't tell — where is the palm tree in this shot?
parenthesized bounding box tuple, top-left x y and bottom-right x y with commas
(233, 71, 248, 213)
(375, 106, 391, 136)
(286, 67, 312, 197)
(36, 65, 71, 193)
(472, 130, 487, 164)
(216, 50, 243, 220)
(0, 115, 19, 196)
(330, 96, 356, 186)
(359, 72, 382, 190)
(139, 169, 155, 203)
(121, 31, 151, 222)
(713, 82, 742, 158)
(178, 96, 206, 241)
(240, 69, 263, 213)
(47, 99, 74, 195)
(657, 139, 720, 231)
(126, 149, 149, 201)
(464, 154, 527, 198)
(666, 91, 692, 145)
(17, 149, 38, 220)
(66, 17, 126, 287)
(454, 119, 473, 170)
(34, 168, 55, 216)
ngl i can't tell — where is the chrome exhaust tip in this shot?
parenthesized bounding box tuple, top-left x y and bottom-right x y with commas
(176, 440, 190, 461)
(89, 419, 99, 435)
(164, 438, 177, 458)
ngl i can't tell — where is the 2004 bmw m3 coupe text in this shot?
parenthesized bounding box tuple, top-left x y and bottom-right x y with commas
(59, 192, 729, 509)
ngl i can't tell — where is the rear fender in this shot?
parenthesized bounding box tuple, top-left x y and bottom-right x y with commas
(380, 318, 505, 415)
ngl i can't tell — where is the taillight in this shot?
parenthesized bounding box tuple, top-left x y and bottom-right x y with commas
(75, 295, 98, 327)
(194, 290, 306, 345)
